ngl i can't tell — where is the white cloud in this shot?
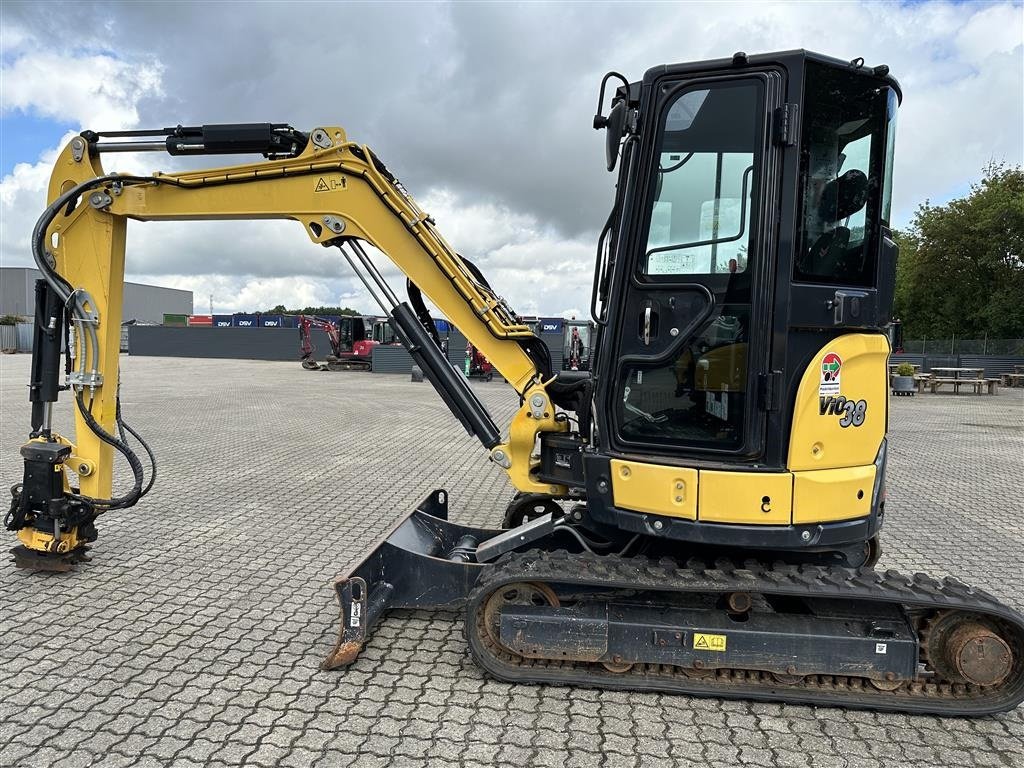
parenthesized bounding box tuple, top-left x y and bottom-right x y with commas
(956, 3, 1024, 64)
(2, 51, 163, 130)
(1, 1, 1020, 319)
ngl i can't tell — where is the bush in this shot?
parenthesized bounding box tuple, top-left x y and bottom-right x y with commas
(0, 314, 22, 326)
(896, 363, 915, 377)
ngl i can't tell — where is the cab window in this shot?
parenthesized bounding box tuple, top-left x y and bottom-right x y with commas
(795, 62, 896, 286)
(644, 81, 761, 277)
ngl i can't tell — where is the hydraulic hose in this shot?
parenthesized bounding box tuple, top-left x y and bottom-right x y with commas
(30, 172, 162, 513)
(74, 390, 144, 510)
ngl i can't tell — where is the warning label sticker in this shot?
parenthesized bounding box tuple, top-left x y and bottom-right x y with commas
(819, 352, 842, 396)
(693, 633, 727, 652)
(314, 175, 348, 192)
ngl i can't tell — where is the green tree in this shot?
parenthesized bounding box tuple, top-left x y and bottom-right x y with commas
(261, 305, 362, 316)
(893, 163, 1024, 340)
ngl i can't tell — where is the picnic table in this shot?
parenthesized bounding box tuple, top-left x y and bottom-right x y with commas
(1003, 372, 1024, 388)
(928, 367, 999, 394)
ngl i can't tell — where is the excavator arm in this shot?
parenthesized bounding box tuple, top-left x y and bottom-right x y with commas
(299, 315, 344, 362)
(8, 123, 568, 567)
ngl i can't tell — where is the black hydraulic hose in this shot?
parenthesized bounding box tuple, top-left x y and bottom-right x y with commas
(120, 419, 156, 500)
(116, 396, 157, 500)
(74, 390, 145, 510)
(31, 175, 137, 301)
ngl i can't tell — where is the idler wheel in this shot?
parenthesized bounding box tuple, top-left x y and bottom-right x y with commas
(482, 582, 559, 651)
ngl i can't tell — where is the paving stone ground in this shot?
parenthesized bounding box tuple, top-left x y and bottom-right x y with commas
(1, 354, 1022, 768)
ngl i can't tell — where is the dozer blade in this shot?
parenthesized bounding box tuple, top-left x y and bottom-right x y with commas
(322, 489, 502, 669)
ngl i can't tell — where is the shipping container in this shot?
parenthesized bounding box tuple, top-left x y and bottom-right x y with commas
(538, 318, 563, 334)
(187, 315, 213, 326)
(233, 314, 259, 328)
(259, 314, 284, 328)
(212, 314, 234, 327)
(163, 313, 188, 327)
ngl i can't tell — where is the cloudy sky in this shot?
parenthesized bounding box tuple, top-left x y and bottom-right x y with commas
(1, 1, 1021, 317)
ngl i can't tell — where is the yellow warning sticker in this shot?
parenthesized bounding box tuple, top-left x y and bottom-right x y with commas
(693, 633, 727, 651)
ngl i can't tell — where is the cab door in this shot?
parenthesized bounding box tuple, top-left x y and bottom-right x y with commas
(608, 70, 784, 461)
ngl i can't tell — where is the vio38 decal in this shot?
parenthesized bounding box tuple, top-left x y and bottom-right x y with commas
(819, 395, 868, 428)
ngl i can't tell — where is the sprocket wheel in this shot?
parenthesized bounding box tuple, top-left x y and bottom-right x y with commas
(922, 611, 1013, 686)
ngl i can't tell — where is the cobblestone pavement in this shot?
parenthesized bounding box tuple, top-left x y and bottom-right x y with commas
(1, 355, 1022, 768)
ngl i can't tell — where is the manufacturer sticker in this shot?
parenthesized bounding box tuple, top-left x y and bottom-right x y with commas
(875, 643, 887, 654)
(693, 633, 727, 652)
(349, 601, 361, 628)
(819, 352, 842, 396)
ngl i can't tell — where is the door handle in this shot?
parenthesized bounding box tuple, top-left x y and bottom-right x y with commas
(643, 307, 652, 345)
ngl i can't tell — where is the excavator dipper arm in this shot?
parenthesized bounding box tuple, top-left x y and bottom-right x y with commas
(10, 125, 568, 567)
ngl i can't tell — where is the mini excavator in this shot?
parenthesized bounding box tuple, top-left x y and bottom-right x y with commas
(298, 314, 377, 371)
(7, 50, 1023, 715)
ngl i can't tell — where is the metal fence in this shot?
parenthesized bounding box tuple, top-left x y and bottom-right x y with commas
(891, 353, 1024, 378)
(902, 338, 1024, 355)
(0, 325, 16, 351)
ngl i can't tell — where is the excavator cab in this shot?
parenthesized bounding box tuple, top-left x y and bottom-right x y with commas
(591, 51, 898, 464)
(523, 51, 901, 559)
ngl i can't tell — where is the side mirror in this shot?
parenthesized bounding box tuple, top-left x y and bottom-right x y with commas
(604, 100, 627, 172)
(592, 71, 630, 172)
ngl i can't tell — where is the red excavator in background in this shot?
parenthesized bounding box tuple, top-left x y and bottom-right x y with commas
(564, 320, 592, 371)
(299, 315, 378, 371)
(464, 342, 493, 382)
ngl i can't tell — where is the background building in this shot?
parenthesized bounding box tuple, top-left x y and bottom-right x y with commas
(0, 267, 193, 323)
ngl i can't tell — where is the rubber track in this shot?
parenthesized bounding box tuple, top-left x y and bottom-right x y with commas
(465, 550, 1024, 716)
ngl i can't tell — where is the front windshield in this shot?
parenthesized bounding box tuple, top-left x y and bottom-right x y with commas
(620, 78, 764, 452)
(643, 81, 761, 277)
(795, 62, 897, 286)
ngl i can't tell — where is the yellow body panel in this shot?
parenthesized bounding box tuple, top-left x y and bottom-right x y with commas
(697, 470, 792, 524)
(788, 334, 889, 472)
(610, 459, 697, 519)
(792, 465, 875, 524)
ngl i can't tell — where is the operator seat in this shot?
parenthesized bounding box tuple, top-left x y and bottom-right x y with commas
(802, 169, 869, 280)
